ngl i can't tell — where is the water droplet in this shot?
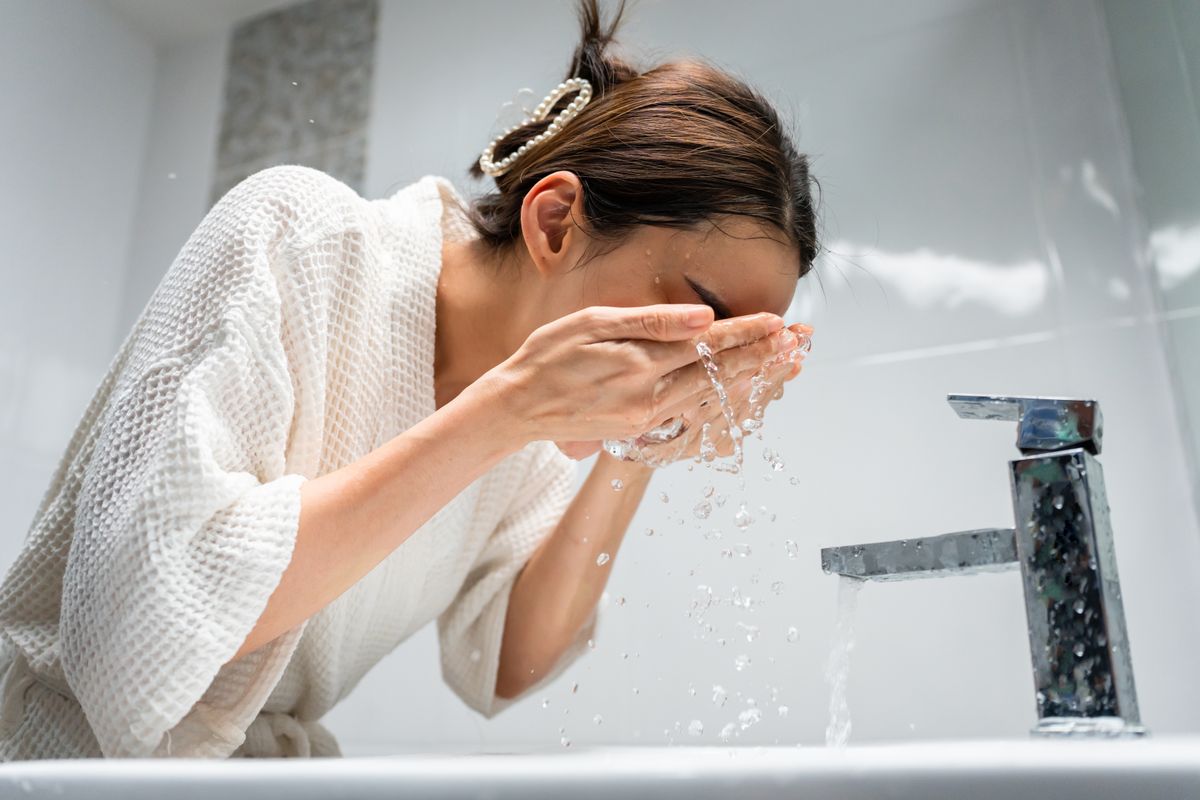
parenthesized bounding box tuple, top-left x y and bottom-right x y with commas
(712, 685, 727, 706)
(778, 705, 789, 718)
(1053, 494, 1065, 510)
(596, 552, 611, 566)
(735, 504, 754, 529)
(703, 484, 714, 497)
(771, 581, 785, 595)
(737, 621, 760, 642)
(587, 638, 595, 649)
(616, 596, 626, 606)
(1074, 642, 1086, 657)
(762, 448, 786, 471)
(633, 687, 640, 695)
(720, 548, 734, 559)
(734, 654, 751, 671)
(1073, 599, 1086, 614)
(738, 707, 762, 729)
(542, 698, 551, 708)
(593, 714, 603, 725)
(789, 476, 801, 486)
(611, 478, 624, 491)
(291, 80, 299, 86)
(644, 527, 655, 537)
(719, 722, 737, 741)
(787, 626, 799, 643)
(693, 501, 712, 519)
(784, 539, 799, 559)
(660, 492, 669, 503)
(561, 737, 571, 747)
(714, 493, 728, 508)
(688, 720, 704, 736)
(734, 543, 752, 557)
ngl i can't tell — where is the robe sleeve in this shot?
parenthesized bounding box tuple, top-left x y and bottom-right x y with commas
(58, 164, 345, 758)
(436, 443, 602, 718)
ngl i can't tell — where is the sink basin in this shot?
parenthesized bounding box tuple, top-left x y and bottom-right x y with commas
(2, 737, 1198, 798)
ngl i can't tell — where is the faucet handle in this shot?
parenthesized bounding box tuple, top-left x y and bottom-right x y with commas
(947, 394, 1103, 455)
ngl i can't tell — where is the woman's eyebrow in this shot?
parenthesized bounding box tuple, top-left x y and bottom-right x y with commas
(684, 275, 733, 320)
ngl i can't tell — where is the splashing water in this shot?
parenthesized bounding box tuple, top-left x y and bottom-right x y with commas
(596, 328, 811, 743)
(600, 332, 809, 472)
(825, 576, 865, 747)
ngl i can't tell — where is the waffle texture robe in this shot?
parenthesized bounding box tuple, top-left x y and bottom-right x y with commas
(0, 165, 598, 759)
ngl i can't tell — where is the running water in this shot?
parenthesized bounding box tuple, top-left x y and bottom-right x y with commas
(825, 576, 865, 747)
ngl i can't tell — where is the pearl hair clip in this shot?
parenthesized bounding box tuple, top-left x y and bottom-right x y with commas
(478, 77, 593, 178)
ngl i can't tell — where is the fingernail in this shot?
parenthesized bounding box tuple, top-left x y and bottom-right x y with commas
(776, 330, 798, 351)
(686, 307, 713, 327)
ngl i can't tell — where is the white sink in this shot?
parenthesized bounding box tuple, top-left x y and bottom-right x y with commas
(2, 738, 1198, 798)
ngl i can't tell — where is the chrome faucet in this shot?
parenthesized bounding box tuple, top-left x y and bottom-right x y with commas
(820, 394, 1146, 737)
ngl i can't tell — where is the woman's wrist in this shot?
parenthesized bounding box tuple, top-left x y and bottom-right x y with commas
(460, 367, 536, 453)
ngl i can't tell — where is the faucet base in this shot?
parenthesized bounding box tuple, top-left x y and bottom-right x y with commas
(1031, 716, 1149, 738)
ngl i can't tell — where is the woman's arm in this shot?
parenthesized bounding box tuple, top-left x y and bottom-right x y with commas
(229, 377, 527, 662)
(495, 450, 653, 699)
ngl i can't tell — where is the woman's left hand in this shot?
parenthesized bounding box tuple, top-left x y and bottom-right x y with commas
(555, 320, 811, 462)
(632, 322, 808, 464)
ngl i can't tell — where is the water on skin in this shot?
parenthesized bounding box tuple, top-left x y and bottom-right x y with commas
(601, 334, 809, 470)
(825, 576, 866, 747)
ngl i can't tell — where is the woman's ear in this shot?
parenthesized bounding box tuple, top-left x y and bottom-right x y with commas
(520, 171, 587, 279)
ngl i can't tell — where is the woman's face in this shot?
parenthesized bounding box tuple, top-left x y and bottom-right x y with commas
(571, 219, 800, 323)
(520, 172, 800, 327)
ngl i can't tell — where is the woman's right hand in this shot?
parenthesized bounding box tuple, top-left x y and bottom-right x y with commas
(475, 304, 794, 453)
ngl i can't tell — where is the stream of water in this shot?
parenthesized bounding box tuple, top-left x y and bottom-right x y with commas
(824, 576, 865, 747)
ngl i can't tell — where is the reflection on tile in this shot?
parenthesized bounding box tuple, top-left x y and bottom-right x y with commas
(808, 239, 1050, 316)
(1149, 221, 1200, 295)
(211, 0, 378, 205)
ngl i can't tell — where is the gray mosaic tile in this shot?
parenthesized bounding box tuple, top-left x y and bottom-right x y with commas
(211, 0, 377, 206)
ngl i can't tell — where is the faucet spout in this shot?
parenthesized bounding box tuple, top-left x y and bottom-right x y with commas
(821, 528, 1018, 582)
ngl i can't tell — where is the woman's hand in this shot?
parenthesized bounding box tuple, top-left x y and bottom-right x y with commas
(476, 304, 791, 456)
(618, 321, 811, 465)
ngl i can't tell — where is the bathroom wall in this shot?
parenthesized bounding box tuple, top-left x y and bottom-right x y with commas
(1102, 0, 1200, 526)
(3, 0, 1198, 755)
(0, 0, 157, 576)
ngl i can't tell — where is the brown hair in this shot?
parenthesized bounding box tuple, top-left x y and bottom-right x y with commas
(464, 0, 822, 280)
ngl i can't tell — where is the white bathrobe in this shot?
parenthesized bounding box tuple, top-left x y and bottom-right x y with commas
(0, 165, 599, 759)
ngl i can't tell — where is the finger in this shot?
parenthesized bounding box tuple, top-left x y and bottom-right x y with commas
(641, 314, 802, 379)
(713, 328, 806, 380)
(697, 312, 784, 353)
(575, 304, 714, 343)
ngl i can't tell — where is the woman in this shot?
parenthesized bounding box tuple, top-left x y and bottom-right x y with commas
(0, 0, 819, 759)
